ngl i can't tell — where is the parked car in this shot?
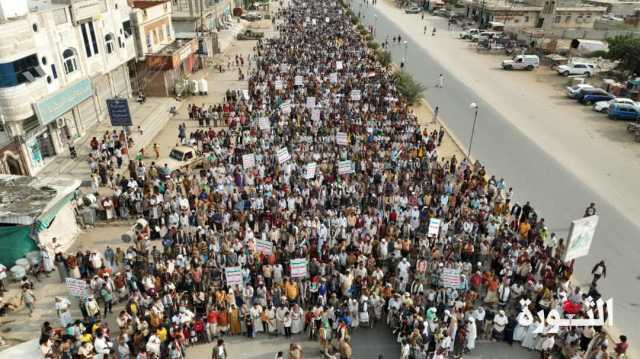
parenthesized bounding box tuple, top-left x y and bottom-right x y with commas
(160, 146, 202, 175)
(242, 11, 262, 21)
(608, 103, 640, 120)
(472, 31, 497, 42)
(237, 29, 264, 40)
(566, 83, 593, 98)
(577, 88, 614, 105)
(433, 9, 455, 17)
(459, 29, 479, 39)
(556, 63, 596, 77)
(593, 98, 638, 113)
(405, 5, 422, 13)
(502, 55, 540, 70)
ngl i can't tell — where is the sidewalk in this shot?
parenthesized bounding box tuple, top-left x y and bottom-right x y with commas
(36, 17, 261, 182)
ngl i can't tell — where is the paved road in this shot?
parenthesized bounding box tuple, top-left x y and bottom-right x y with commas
(185, 323, 538, 359)
(352, 0, 640, 347)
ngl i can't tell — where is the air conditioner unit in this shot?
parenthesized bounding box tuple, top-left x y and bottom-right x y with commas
(56, 118, 65, 128)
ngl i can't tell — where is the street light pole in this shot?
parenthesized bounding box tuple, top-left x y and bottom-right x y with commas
(374, 14, 378, 36)
(402, 40, 408, 68)
(468, 103, 479, 159)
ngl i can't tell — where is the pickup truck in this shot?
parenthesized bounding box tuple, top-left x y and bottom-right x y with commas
(459, 29, 479, 40)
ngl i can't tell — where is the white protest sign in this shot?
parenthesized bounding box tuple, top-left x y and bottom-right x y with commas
(66, 278, 89, 298)
(242, 90, 250, 100)
(329, 72, 338, 84)
(336, 132, 348, 146)
(325, 17, 330, 23)
(290, 258, 308, 278)
(279, 63, 289, 73)
(275, 80, 283, 90)
(311, 109, 321, 121)
(304, 162, 317, 179)
(295, 75, 303, 86)
(338, 160, 354, 175)
(280, 101, 291, 114)
(442, 268, 461, 289)
(225, 266, 243, 286)
(336, 61, 343, 70)
(312, 18, 317, 25)
(428, 218, 442, 237)
(242, 153, 256, 169)
(258, 117, 271, 130)
(351, 89, 361, 101)
(306, 97, 316, 109)
(256, 239, 273, 255)
(564, 215, 599, 262)
(277, 147, 291, 164)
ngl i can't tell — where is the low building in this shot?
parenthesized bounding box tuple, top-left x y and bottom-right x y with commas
(583, 0, 640, 17)
(464, 0, 607, 29)
(0, 174, 81, 267)
(130, 0, 198, 96)
(0, 0, 136, 175)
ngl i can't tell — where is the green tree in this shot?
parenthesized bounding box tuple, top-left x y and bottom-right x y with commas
(376, 49, 392, 68)
(606, 35, 640, 75)
(393, 71, 425, 105)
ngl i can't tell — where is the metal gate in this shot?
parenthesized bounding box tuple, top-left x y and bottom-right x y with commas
(78, 97, 98, 129)
(93, 74, 112, 115)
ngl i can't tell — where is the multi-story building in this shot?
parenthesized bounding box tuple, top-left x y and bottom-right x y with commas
(130, 0, 198, 96)
(0, 0, 135, 175)
(169, 0, 238, 56)
(464, 0, 607, 29)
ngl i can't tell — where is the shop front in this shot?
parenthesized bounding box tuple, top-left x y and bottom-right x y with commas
(29, 79, 94, 173)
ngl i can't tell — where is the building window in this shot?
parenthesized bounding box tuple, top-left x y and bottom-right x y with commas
(565, 15, 571, 22)
(0, 54, 44, 87)
(81, 23, 91, 57)
(41, 56, 47, 65)
(105, 33, 115, 54)
(122, 20, 132, 38)
(88, 22, 99, 55)
(32, 23, 38, 32)
(554, 15, 561, 23)
(146, 32, 152, 48)
(524, 15, 529, 22)
(62, 49, 78, 74)
(153, 29, 158, 44)
(51, 64, 58, 79)
(166, 24, 171, 39)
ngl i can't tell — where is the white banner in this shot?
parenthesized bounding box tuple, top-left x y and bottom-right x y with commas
(295, 75, 303, 86)
(442, 268, 461, 289)
(336, 61, 343, 70)
(306, 96, 316, 109)
(258, 117, 270, 130)
(564, 215, 599, 262)
(277, 147, 291, 164)
(242, 89, 249, 100)
(256, 239, 273, 255)
(290, 258, 308, 278)
(428, 218, 442, 237)
(338, 160, 354, 175)
(336, 132, 348, 146)
(351, 89, 361, 101)
(329, 72, 338, 84)
(65, 278, 89, 298)
(280, 101, 291, 114)
(311, 109, 321, 121)
(279, 63, 289, 73)
(304, 162, 317, 179)
(225, 266, 243, 286)
(242, 153, 256, 169)
(275, 80, 283, 90)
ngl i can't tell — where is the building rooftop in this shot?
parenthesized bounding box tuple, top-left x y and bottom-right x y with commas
(0, 175, 80, 225)
(132, 0, 168, 10)
(154, 37, 194, 55)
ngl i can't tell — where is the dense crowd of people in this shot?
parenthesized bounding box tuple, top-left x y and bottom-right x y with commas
(30, 0, 630, 359)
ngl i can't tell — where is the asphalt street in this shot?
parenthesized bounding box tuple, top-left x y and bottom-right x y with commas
(352, 0, 640, 346)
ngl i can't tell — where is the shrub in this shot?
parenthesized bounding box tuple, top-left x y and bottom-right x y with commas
(367, 41, 379, 50)
(393, 71, 425, 105)
(376, 49, 392, 67)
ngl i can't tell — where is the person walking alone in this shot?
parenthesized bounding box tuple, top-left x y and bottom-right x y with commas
(591, 260, 606, 286)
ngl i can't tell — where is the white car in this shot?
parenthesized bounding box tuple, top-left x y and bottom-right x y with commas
(459, 29, 479, 40)
(557, 63, 597, 77)
(502, 55, 540, 70)
(593, 98, 638, 113)
(159, 146, 202, 175)
(566, 83, 593, 98)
